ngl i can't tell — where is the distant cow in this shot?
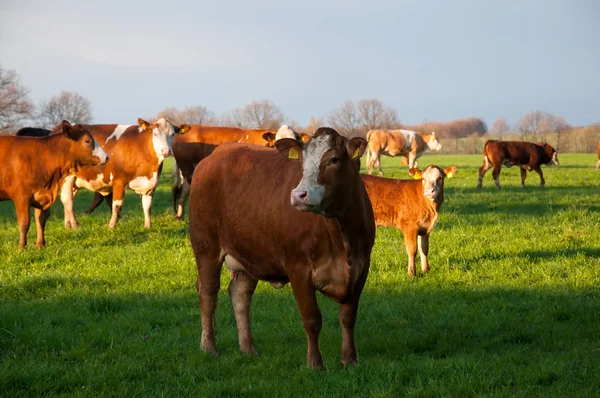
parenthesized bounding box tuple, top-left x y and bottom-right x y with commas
(0, 121, 108, 249)
(596, 142, 600, 169)
(53, 118, 186, 229)
(365, 129, 442, 176)
(362, 165, 456, 276)
(189, 128, 375, 369)
(15, 127, 51, 137)
(477, 140, 559, 189)
(172, 125, 305, 220)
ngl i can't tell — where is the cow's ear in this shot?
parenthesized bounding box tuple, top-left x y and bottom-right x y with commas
(347, 137, 367, 159)
(61, 120, 74, 139)
(138, 118, 150, 131)
(178, 124, 191, 134)
(275, 138, 303, 161)
(262, 132, 276, 146)
(300, 133, 311, 143)
(444, 165, 457, 178)
(409, 167, 422, 179)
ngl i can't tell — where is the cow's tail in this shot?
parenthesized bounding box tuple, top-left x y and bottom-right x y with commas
(482, 141, 492, 168)
(172, 163, 183, 214)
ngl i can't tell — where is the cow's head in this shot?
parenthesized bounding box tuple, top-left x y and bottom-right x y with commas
(263, 125, 305, 147)
(540, 143, 559, 166)
(276, 127, 367, 216)
(138, 118, 180, 159)
(409, 165, 457, 201)
(425, 132, 443, 151)
(60, 120, 109, 166)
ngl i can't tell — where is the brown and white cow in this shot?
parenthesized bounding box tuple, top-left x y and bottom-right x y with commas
(172, 124, 306, 220)
(362, 165, 456, 276)
(0, 121, 108, 249)
(595, 142, 600, 169)
(55, 118, 185, 229)
(188, 127, 375, 369)
(365, 129, 442, 176)
(477, 140, 559, 189)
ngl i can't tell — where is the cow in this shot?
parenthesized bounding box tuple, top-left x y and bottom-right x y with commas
(172, 125, 305, 220)
(477, 140, 559, 189)
(365, 129, 442, 176)
(361, 165, 456, 276)
(15, 127, 51, 137)
(188, 127, 375, 369)
(0, 121, 108, 249)
(596, 142, 600, 169)
(54, 118, 186, 229)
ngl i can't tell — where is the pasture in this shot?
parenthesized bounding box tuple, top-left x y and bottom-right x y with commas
(1, 154, 599, 397)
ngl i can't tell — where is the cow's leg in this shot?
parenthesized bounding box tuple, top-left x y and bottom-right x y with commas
(418, 234, 430, 274)
(520, 167, 527, 188)
(228, 271, 259, 355)
(84, 192, 106, 215)
(533, 166, 545, 187)
(477, 156, 492, 189)
(596, 159, 600, 169)
(404, 229, 418, 276)
(194, 252, 222, 356)
(14, 198, 30, 250)
(34, 208, 50, 248)
(173, 178, 190, 221)
(375, 155, 384, 177)
(141, 193, 153, 228)
(291, 279, 323, 369)
(108, 182, 125, 229)
(492, 165, 502, 189)
(408, 152, 417, 169)
(60, 175, 79, 229)
(338, 266, 368, 367)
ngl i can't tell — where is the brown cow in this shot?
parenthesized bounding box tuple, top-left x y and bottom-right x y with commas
(596, 142, 600, 169)
(188, 128, 375, 369)
(0, 121, 108, 249)
(365, 129, 442, 176)
(55, 118, 186, 229)
(362, 165, 456, 276)
(172, 125, 305, 220)
(477, 140, 559, 189)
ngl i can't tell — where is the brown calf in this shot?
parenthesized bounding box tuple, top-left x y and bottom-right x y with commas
(189, 128, 375, 369)
(0, 121, 108, 249)
(361, 165, 456, 276)
(477, 140, 559, 189)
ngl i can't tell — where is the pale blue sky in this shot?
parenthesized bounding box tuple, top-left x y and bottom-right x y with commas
(1, 0, 598, 127)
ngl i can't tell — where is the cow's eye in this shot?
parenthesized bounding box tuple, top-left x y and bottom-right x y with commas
(329, 157, 339, 165)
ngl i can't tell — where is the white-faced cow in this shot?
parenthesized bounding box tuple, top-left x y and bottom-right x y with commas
(0, 121, 108, 249)
(362, 165, 456, 276)
(477, 140, 559, 189)
(188, 127, 375, 369)
(54, 118, 186, 229)
(365, 129, 442, 176)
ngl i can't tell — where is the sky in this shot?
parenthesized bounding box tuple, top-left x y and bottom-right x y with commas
(1, 0, 599, 128)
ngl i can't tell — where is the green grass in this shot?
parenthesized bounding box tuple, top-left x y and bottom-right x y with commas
(1, 154, 599, 397)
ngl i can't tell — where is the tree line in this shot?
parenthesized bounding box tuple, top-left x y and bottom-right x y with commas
(1, 66, 598, 152)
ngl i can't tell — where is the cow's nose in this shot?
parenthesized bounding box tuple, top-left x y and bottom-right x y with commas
(161, 147, 171, 157)
(290, 189, 308, 206)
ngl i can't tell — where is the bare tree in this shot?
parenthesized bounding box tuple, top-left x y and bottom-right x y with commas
(327, 100, 360, 137)
(37, 91, 93, 128)
(156, 105, 216, 125)
(156, 107, 180, 123)
(357, 99, 398, 131)
(242, 100, 284, 129)
(219, 107, 248, 128)
(0, 67, 34, 133)
(305, 115, 325, 136)
(489, 116, 510, 140)
(517, 111, 545, 141)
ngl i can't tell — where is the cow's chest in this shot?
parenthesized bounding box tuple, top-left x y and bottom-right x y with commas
(128, 172, 158, 195)
(76, 173, 112, 192)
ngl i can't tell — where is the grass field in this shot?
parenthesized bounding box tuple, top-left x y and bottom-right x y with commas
(1, 154, 599, 397)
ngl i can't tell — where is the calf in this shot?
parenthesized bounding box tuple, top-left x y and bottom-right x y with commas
(172, 125, 304, 220)
(362, 165, 456, 276)
(365, 129, 442, 176)
(189, 128, 375, 369)
(477, 140, 559, 189)
(0, 121, 108, 249)
(56, 118, 185, 229)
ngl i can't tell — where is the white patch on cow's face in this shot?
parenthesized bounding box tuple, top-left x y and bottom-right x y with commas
(92, 137, 109, 164)
(421, 167, 445, 201)
(275, 125, 298, 141)
(128, 172, 158, 195)
(426, 135, 443, 151)
(549, 152, 560, 166)
(293, 134, 332, 211)
(105, 125, 132, 143)
(150, 118, 176, 162)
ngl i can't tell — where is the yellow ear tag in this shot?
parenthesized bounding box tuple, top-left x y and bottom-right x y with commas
(352, 148, 359, 159)
(446, 172, 453, 178)
(141, 123, 147, 131)
(288, 147, 299, 160)
(413, 171, 422, 180)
